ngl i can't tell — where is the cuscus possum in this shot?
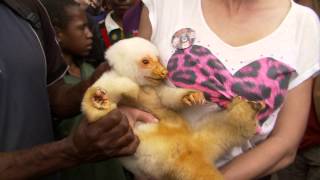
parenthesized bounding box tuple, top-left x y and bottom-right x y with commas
(82, 37, 264, 180)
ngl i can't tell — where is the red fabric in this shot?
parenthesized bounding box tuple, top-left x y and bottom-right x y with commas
(299, 101, 320, 149)
(99, 25, 111, 48)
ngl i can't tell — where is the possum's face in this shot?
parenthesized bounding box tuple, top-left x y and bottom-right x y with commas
(106, 37, 167, 86)
(136, 54, 168, 86)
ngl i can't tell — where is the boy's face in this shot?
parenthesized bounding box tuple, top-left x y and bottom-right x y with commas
(109, 0, 137, 18)
(74, 0, 89, 9)
(58, 6, 93, 56)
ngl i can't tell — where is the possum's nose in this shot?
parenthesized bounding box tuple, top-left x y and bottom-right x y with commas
(155, 67, 167, 79)
(159, 68, 168, 78)
(153, 63, 168, 79)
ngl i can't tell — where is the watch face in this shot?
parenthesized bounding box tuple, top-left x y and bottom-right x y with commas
(109, 28, 125, 44)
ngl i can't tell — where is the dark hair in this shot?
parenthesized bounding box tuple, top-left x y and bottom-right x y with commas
(42, 0, 80, 29)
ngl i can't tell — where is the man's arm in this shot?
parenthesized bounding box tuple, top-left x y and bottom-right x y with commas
(0, 110, 139, 179)
(48, 62, 110, 118)
(0, 138, 76, 179)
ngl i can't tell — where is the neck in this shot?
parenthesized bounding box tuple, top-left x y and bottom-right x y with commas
(62, 52, 81, 78)
(224, 0, 247, 12)
(62, 52, 73, 66)
(111, 12, 123, 28)
(209, 0, 275, 16)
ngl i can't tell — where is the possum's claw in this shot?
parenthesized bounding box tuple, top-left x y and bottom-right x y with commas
(91, 88, 109, 110)
(82, 86, 117, 123)
(182, 91, 206, 106)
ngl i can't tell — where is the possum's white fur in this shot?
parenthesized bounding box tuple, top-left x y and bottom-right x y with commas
(105, 37, 160, 84)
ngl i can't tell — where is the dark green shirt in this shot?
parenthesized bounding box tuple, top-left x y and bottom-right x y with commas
(55, 62, 128, 180)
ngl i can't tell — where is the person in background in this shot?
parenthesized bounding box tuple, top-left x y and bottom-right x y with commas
(99, 0, 137, 48)
(122, 0, 142, 37)
(72, 0, 107, 67)
(138, 0, 320, 179)
(0, 0, 156, 179)
(44, 0, 129, 179)
(76, 0, 108, 23)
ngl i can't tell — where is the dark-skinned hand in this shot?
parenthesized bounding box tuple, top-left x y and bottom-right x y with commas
(67, 109, 139, 163)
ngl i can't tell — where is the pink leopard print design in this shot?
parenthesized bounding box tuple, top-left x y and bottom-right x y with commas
(167, 45, 296, 125)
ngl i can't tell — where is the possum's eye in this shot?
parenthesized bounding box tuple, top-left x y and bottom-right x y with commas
(142, 58, 150, 65)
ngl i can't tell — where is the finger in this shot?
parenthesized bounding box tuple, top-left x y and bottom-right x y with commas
(114, 135, 140, 157)
(119, 107, 158, 124)
(188, 94, 196, 104)
(99, 135, 139, 158)
(108, 128, 136, 149)
(201, 94, 206, 104)
(117, 106, 136, 127)
(194, 93, 201, 104)
(86, 110, 124, 140)
(97, 116, 133, 148)
(94, 109, 124, 131)
(80, 118, 107, 141)
(136, 110, 158, 123)
(197, 93, 205, 104)
(183, 98, 192, 106)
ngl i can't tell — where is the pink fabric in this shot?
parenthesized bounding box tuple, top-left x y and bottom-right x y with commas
(168, 45, 296, 125)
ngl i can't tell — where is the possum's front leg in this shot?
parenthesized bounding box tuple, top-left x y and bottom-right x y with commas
(82, 86, 117, 123)
(82, 71, 140, 123)
(157, 85, 206, 110)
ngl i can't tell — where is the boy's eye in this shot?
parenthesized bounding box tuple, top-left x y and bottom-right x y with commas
(76, 23, 87, 31)
(76, 25, 84, 30)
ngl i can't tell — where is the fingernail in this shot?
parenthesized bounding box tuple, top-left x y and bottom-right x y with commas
(152, 117, 159, 123)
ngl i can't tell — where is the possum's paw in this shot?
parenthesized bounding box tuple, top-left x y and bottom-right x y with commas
(82, 86, 117, 123)
(182, 91, 206, 106)
(91, 88, 109, 110)
(227, 96, 265, 137)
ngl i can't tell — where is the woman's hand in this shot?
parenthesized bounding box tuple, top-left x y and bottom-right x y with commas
(118, 106, 159, 128)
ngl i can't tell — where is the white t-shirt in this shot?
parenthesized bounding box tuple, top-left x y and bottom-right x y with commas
(142, 0, 320, 165)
